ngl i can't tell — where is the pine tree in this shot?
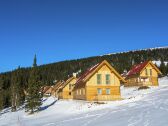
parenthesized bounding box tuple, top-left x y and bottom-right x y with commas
(0, 77, 4, 110)
(11, 67, 23, 112)
(33, 54, 37, 67)
(25, 55, 42, 114)
(11, 71, 17, 112)
(160, 60, 166, 75)
(166, 63, 168, 76)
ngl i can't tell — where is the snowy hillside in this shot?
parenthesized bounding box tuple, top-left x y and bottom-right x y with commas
(104, 46, 168, 56)
(1, 77, 168, 126)
(152, 61, 168, 67)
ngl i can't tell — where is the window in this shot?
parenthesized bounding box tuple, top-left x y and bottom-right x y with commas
(83, 89, 85, 95)
(69, 84, 71, 90)
(106, 89, 110, 95)
(150, 69, 152, 76)
(97, 74, 102, 84)
(145, 69, 148, 76)
(97, 88, 102, 95)
(79, 89, 81, 95)
(106, 74, 110, 84)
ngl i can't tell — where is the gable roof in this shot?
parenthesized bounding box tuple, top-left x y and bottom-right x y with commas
(42, 86, 51, 93)
(75, 60, 126, 86)
(76, 63, 100, 85)
(45, 86, 53, 94)
(52, 81, 64, 92)
(126, 61, 162, 77)
(61, 76, 77, 89)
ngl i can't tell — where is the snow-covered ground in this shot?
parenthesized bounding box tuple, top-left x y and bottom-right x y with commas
(1, 77, 168, 126)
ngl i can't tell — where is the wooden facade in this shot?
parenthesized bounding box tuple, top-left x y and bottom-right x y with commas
(44, 86, 53, 96)
(125, 61, 162, 87)
(51, 81, 64, 97)
(73, 60, 126, 101)
(58, 77, 77, 99)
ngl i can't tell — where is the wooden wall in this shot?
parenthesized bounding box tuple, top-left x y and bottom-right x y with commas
(86, 86, 121, 101)
(140, 64, 158, 77)
(125, 63, 159, 87)
(73, 64, 122, 101)
(59, 78, 77, 99)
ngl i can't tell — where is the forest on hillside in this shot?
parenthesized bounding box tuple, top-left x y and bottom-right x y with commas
(0, 47, 168, 110)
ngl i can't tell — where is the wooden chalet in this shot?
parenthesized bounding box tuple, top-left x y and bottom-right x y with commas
(58, 76, 77, 99)
(51, 81, 64, 97)
(125, 61, 162, 86)
(44, 86, 53, 96)
(73, 60, 126, 101)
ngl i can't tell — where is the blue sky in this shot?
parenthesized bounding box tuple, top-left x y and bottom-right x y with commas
(0, 0, 168, 72)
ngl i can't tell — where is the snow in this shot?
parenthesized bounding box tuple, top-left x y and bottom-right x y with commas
(152, 61, 168, 67)
(1, 77, 168, 126)
(103, 46, 168, 56)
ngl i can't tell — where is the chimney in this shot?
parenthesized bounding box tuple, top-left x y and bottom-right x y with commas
(73, 72, 77, 77)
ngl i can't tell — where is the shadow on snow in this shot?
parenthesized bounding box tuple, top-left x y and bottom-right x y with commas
(39, 99, 58, 111)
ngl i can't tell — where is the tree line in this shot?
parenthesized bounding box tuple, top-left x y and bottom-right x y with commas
(0, 47, 168, 113)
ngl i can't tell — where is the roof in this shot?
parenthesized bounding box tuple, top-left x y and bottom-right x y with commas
(45, 86, 53, 94)
(52, 81, 64, 92)
(75, 60, 126, 87)
(42, 86, 51, 93)
(62, 76, 77, 88)
(126, 61, 149, 76)
(126, 61, 162, 77)
(121, 72, 127, 78)
(76, 63, 100, 85)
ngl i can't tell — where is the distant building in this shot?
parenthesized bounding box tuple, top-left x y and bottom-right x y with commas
(125, 61, 162, 86)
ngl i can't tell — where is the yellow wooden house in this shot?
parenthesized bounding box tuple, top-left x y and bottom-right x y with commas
(125, 61, 162, 87)
(51, 81, 64, 97)
(58, 76, 77, 99)
(73, 60, 126, 101)
(44, 86, 53, 96)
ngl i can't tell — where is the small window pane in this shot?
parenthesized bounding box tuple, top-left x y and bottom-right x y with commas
(97, 88, 102, 95)
(150, 69, 152, 76)
(106, 89, 110, 95)
(97, 74, 102, 84)
(145, 69, 148, 76)
(106, 74, 110, 84)
(69, 84, 71, 90)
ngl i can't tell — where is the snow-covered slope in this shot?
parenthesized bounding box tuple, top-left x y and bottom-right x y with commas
(1, 77, 168, 126)
(103, 46, 168, 56)
(152, 61, 168, 67)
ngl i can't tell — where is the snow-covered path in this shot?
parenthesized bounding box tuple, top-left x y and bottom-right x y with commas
(1, 77, 168, 126)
